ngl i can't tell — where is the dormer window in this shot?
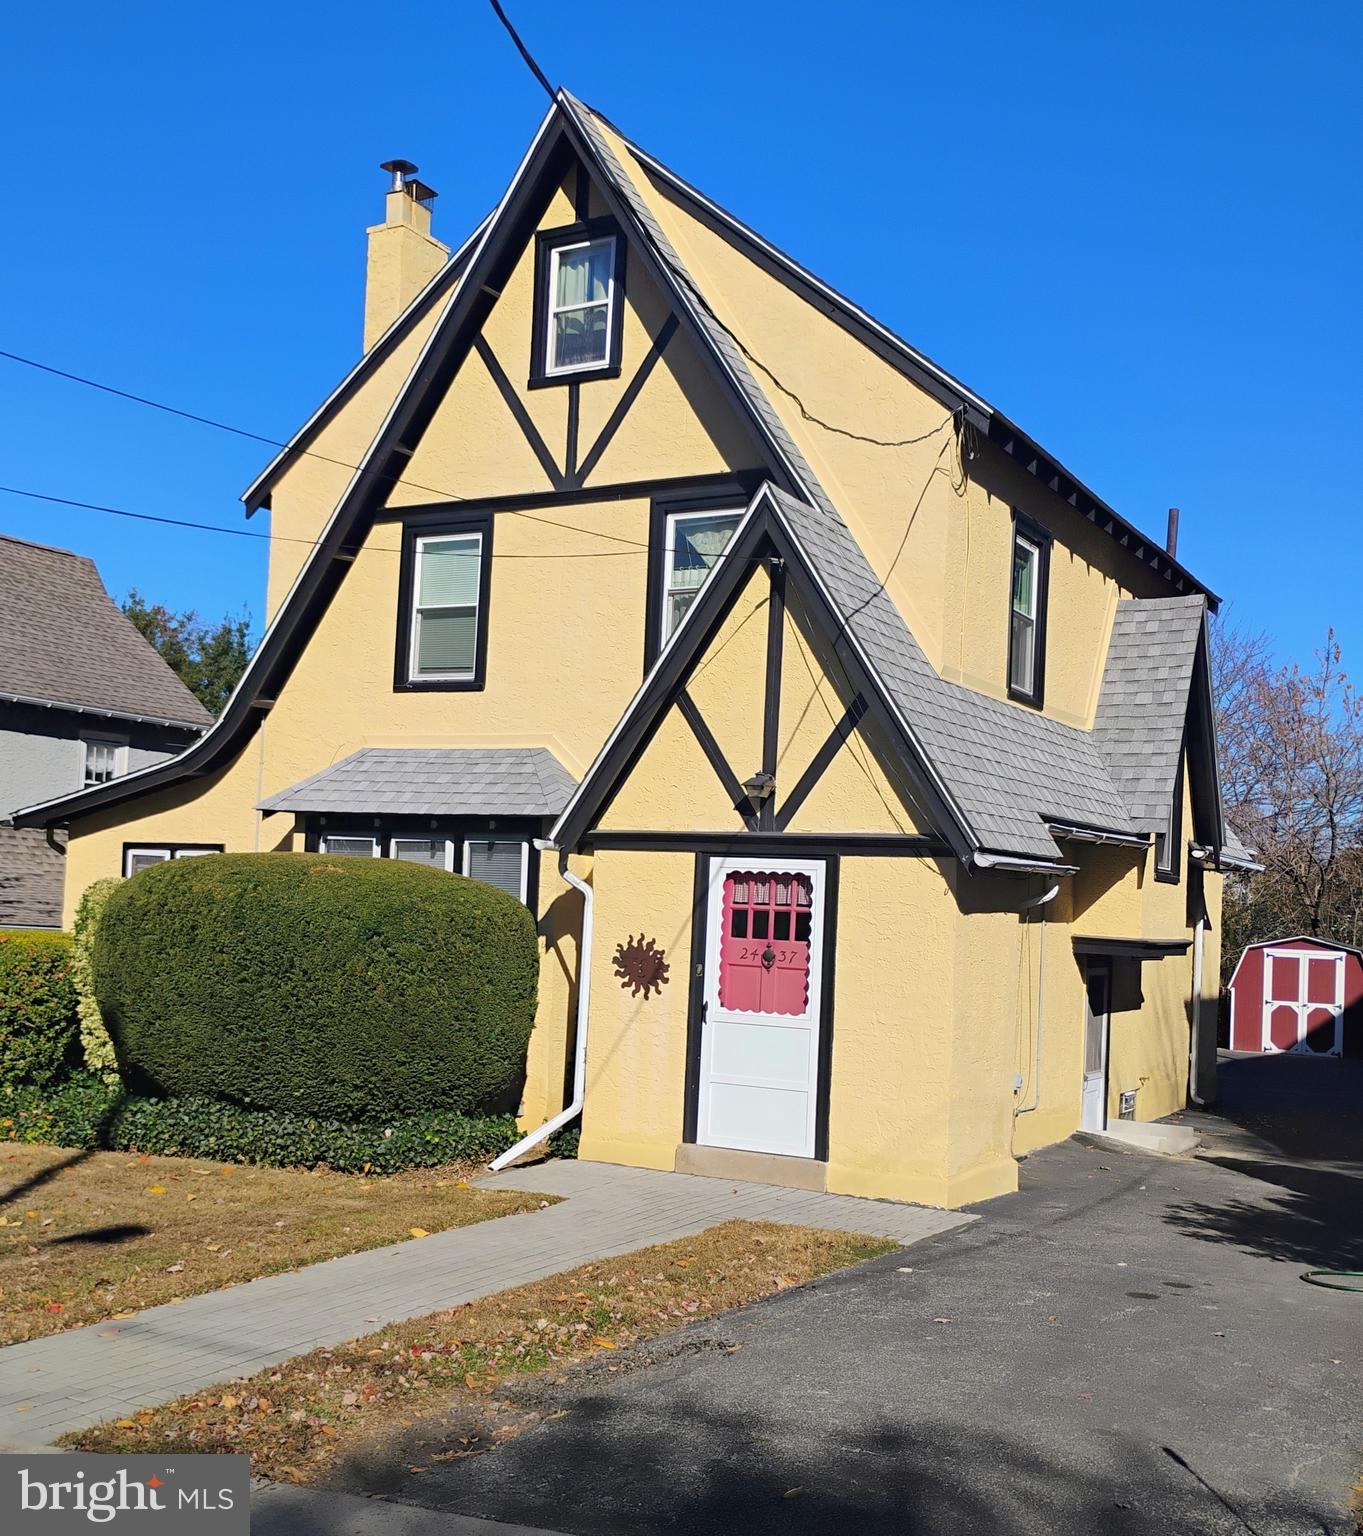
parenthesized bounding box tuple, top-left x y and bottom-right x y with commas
(531, 221, 625, 386)
(1007, 512, 1051, 707)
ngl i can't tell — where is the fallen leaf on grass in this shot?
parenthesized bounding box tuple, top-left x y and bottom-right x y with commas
(592, 1337, 617, 1349)
(165, 1262, 185, 1274)
(111, 1310, 137, 1320)
(409, 1228, 430, 1240)
(148, 1186, 166, 1196)
(44, 1302, 64, 1314)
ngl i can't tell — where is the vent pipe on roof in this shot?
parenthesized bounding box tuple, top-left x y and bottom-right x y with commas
(363, 159, 448, 352)
(1166, 507, 1180, 559)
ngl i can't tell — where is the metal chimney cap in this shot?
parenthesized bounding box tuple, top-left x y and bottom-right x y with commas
(379, 158, 418, 192)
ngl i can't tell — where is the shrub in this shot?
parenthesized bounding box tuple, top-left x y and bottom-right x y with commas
(0, 931, 80, 1089)
(0, 1074, 518, 1172)
(95, 852, 538, 1120)
(72, 878, 121, 1077)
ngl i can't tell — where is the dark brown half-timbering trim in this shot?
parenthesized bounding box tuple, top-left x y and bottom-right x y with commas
(775, 694, 869, 832)
(529, 217, 627, 388)
(676, 690, 759, 831)
(574, 313, 679, 486)
(474, 336, 566, 489)
(760, 560, 785, 831)
(393, 509, 494, 693)
(1007, 509, 1052, 709)
(584, 830, 950, 857)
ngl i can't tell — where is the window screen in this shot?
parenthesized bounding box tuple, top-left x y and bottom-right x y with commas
(322, 836, 377, 857)
(463, 839, 527, 901)
(391, 837, 451, 870)
(411, 534, 482, 679)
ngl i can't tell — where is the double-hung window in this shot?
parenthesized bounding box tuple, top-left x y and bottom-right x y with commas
(531, 221, 624, 385)
(396, 514, 492, 691)
(660, 509, 742, 647)
(1007, 513, 1050, 706)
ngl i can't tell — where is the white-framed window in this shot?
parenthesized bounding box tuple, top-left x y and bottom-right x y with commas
(661, 509, 743, 645)
(462, 838, 530, 903)
(390, 836, 456, 871)
(320, 835, 380, 857)
(544, 235, 617, 375)
(1007, 517, 1049, 705)
(409, 532, 483, 681)
(82, 735, 126, 787)
(123, 845, 223, 877)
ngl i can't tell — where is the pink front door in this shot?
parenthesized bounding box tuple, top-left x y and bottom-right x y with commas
(698, 859, 825, 1159)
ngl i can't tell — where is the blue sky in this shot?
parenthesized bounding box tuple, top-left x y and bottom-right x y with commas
(1, 1, 1357, 668)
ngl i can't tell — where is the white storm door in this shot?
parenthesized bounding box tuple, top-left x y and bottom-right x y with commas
(1081, 966, 1110, 1132)
(697, 858, 825, 1160)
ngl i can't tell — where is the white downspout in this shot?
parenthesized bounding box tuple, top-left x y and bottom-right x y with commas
(488, 844, 593, 1172)
(1189, 849, 1208, 1106)
(1015, 881, 1060, 1115)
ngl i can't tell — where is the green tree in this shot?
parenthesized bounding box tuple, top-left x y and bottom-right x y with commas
(122, 589, 253, 717)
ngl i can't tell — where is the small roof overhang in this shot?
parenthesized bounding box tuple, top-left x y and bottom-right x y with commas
(256, 747, 578, 820)
(1072, 936, 1192, 961)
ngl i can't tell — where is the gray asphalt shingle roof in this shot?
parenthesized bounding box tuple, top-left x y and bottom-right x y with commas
(766, 489, 1139, 861)
(1093, 596, 1207, 832)
(0, 535, 212, 726)
(257, 747, 577, 818)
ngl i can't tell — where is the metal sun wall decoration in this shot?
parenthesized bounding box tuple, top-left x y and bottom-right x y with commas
(612, 934, 671, 999)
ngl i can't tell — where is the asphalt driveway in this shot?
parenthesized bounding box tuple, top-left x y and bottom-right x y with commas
(327, 1053, 1363, 1535)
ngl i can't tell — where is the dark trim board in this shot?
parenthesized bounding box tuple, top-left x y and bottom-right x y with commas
(676, 691, 759, 831)
(584, 830, 950, 857)
(573, 313, 679, 487)
(813, 855, 839, 1163)
(775, 694, 868, 832)
(392, 509, 494, 693)
(373, 473, 765, 528)
(1072, 936, 1192, 960)
(760, 561, 785, 831)
(681, 852, 708, 1145)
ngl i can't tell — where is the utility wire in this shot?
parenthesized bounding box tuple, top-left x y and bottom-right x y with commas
(488, 1, 556, 102)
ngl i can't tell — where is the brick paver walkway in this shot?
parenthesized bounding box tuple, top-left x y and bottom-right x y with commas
(0, 1160, 972, 1448)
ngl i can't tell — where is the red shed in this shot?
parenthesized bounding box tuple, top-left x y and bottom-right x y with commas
(1228, 936, 1362, 1057)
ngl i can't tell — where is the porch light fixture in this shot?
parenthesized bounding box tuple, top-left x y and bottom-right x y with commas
(742, 771, 775, 802)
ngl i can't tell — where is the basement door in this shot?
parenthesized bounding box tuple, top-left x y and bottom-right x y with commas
(1080, 964, 1110, 1132)
(1261, 949, 1344, 1056)
(697, 859, 826, 1160)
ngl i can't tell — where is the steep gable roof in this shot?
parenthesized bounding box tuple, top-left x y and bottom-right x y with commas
(553, 483, 1137, 866)
(1093, 595, 1207, 831)
(0, 534, 210, 728)
(10, 95, 1230, 863)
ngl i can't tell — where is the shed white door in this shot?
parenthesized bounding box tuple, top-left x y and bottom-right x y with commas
(1262, 949, 1344, 1056)
(1081, 966, 1110, 1132)
(697, 858, 825, 1159)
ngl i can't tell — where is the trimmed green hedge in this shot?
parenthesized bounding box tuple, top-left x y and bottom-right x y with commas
(0, 931, 80, 1089)
(72, 878, 121, 1076)
(95, 852, 538, 1120)
(1, 1074, 519, 1173)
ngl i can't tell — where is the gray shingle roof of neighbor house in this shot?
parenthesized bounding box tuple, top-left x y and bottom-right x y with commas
(257, 747, 578, 819)
(1092, 595, 1208, 833)
(0, 534, 212, 728)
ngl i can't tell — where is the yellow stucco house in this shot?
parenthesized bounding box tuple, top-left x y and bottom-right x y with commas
(10, 95, 1256, 1207)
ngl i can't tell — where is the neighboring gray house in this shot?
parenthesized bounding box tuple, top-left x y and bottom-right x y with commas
(0, 534, 211, 928)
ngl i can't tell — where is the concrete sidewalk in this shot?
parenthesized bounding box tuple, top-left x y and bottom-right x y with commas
(0, 1160, 970, 1448)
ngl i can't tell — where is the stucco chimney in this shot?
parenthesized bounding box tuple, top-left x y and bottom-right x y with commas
(363, 160, 448, 352)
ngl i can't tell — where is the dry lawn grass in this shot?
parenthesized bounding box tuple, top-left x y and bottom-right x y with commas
(0, 1143, 547, 1344)
(66, 1220, 894, 1483)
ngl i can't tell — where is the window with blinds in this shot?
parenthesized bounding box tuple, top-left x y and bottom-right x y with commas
(410, 533, 483, 680)
(661, 509, 741, 644)
(462, 838, 528, 902)
(391, 837, 452, 870)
